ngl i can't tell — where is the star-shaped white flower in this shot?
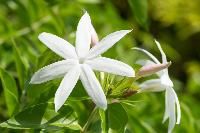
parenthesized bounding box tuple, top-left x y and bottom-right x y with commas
(133, 40, 181, 133)
(30, 12, 135, 112)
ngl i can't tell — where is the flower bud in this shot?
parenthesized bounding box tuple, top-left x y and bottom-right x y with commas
(90, 23, 99, 46)
(137, 62, 171, 77)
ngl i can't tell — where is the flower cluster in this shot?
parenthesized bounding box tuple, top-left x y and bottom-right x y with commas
(30, 12, 181, 133)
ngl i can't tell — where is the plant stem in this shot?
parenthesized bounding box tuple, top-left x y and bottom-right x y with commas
(82, 106, 98, 133)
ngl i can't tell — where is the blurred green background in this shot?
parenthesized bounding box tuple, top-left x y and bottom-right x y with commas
(0, 0, 200, 132)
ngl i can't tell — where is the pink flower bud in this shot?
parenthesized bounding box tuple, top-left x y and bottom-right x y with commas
(137, 62, 171, 77)
(90, 23, 99, 47)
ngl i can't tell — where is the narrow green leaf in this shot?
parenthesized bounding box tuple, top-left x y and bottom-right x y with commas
(12, 39, 27, 89)
(0, 68, 19, 117)
(128, 0, 148, 29)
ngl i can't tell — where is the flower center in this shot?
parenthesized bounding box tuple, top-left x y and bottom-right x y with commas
(79, 58, 85, 64)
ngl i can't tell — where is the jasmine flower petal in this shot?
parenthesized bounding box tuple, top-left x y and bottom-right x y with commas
(76, 12, 91, 58)
(171, 88, 181, 124)
(30, 59, 78, 84)
(164, 87, 180, 131)
(163, 88, 170, 123)
(132, 47, 160, 64)
(155, 40, 167, 63)
(80, 64, 107, 110)
(87, 30, 132, 59)
(165, 88, 176, 133)
(54, 65, 81, 112)
(38, 32, 77, 59)
(160, 71, 174, 87)
(85, 57, 135, 77)
(136, 59, 156, 66)
(139, 79, 165, 92)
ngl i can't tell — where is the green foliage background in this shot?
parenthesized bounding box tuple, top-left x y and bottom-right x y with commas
(0, 0, 200, 132)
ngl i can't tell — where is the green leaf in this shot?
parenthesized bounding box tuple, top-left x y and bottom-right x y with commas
(12, 39, 27, 90)
(0, 68, 19, 117)
(107, 103, 128, 133)
(0, 102, 82, 131)
(128, 0, 148, 29)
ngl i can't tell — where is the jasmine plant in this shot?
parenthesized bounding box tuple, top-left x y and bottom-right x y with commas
(0, 11, 181, 133)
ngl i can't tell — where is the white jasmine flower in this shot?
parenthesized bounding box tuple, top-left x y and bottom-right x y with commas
(133, 40, 181, 133)
(30, 12, 135, 112)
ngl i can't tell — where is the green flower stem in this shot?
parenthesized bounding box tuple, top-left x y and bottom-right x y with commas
(99, 109, 108, 133)
(82, 106, 98, 132)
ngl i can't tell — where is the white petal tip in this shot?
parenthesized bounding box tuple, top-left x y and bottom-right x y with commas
(124, 29, 132, 33)
(122, 70, 135, 78)
(168, 61, 172, 66)
(128, 74, 135, 78)
(54, 96, 62, 112)
(132, 72, 136, 77)
(38, 32, 53, 43)
(131, 47, 140, 50)
(96, 100, 107, 110)
(162, 119, 166, 124)
(127, 70, 135, 77)
(55, 103, 61, 112)
(29, 76, 39, 84)
(103, 107, 107, 111)
(29, 74, 47, 84)
(82, 11, 90, 20)
(99, 104, 107, 111)
(29, 80, 35, 84)
(55, 108, 58, 113)
(54, 93, 66, 113)
(38, 32, 47, 39)
(122, 65, 135, 77)
(83, 11, 88, 15)
(154, 39, 159, 44)
(154, 39, 162, 49)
